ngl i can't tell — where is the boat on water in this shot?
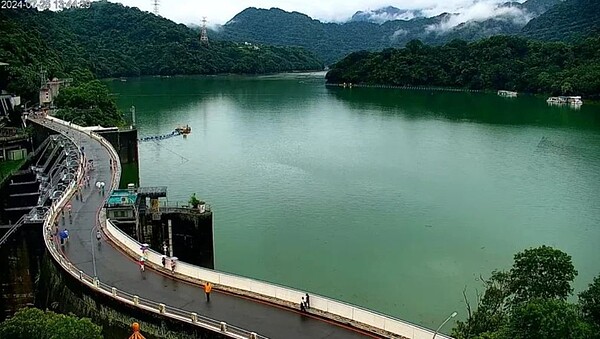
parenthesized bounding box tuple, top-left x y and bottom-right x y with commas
(498, 90, 517, 97)
(547, 96, 583, 106)
(176, 125, 191, 135)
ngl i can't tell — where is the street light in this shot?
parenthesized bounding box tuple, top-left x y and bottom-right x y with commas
(91, 225, 97, 278)
(432, 311, 457, 339)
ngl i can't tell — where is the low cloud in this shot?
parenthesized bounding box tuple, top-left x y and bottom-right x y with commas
(358, 10, 423, 23)
(112, 0, 531, 26)
(424, 1, 531, 33)
(390, 29, 408, 41)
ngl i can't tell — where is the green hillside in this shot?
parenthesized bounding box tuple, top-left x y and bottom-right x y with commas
(326, 35, 600, 98)
(0, 1, 323, 101)
(522, 0, 600, 41)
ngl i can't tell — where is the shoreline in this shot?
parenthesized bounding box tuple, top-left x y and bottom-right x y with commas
(102, 69, 327, 82)
(325, 83, 600, 103)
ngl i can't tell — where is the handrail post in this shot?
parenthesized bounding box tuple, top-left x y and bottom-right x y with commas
(133, 295, 139, 306)
(220, 322, 227, 332)
(158, 303, 166, 314)
(93, 277, 99, 289)
(111, 287, 117, 297)
(191, 313, 197, 323)
(249, 332, 257, 339)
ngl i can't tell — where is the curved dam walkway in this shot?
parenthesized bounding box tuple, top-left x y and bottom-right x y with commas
(36, 117, 376, 339)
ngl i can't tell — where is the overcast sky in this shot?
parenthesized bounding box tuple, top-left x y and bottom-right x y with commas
(109, 0, 527, 26)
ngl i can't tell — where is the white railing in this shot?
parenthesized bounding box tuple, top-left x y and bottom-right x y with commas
(38, 117, 266, 339)
(105, 221, 452, 339)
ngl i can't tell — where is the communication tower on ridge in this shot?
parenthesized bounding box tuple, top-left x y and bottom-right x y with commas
(152, 0, 159, 16)
(200, 17, 209, 44)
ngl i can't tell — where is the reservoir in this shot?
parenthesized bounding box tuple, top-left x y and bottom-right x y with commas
(108, 73, 600, 330)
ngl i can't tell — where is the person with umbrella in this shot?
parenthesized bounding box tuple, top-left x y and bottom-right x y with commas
(59, 229, 69, 246)
(140, 243, 149, 258)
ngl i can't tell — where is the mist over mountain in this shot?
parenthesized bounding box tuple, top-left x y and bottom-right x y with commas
(211, 0, 567, 64)
(350, 6, 426, 23)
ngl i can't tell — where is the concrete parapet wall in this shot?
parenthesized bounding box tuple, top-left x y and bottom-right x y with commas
(105, 218, 452, 339)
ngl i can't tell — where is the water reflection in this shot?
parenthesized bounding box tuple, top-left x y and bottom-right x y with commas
(327, 87, 600, 130)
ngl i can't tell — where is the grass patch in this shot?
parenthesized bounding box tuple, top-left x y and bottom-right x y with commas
(0, 159, 27, 185)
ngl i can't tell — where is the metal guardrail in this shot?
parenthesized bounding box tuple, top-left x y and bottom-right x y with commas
(159, 206, 212, 215)
(0, 215, 26, 247)
(39, 116, 267, 339)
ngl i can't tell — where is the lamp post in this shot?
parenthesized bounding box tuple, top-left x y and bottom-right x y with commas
(90, 225, 97, 278)
(432, 312, 457, 339)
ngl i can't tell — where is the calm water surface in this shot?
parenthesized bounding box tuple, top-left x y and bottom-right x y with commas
(108, 74, 600, 330)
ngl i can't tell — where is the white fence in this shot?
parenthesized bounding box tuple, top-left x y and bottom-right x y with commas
(38, 116, 265, 339)
(105, 220, 453, 339)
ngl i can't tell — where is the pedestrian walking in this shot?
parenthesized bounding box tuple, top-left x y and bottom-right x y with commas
(139, 256, 145, 271)
(305, 293, 310, 309)
(96, 230, 102, 241)
(170, 259, 176, 273)
(161, 255, 166, 268)
(204, 282, 212, 302)
(300, 297, 306, 312)
(162, 242, 168, 255)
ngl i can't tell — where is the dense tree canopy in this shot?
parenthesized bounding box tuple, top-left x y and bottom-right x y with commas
(522, 0, 600, 42)
(510, 245, 577, 304)
(507, 299, 592, 339)
(54, 80, 124, 127)
(326, 35, 600, 98)
(452, 246, 599, 339)
(0, 308, 102, 339)
(579, 275, 600, 329)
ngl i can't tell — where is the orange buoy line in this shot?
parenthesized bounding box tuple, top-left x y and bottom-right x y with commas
(138, 125, 191, 142)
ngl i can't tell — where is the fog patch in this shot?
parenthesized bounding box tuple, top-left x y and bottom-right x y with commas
(424, 1, 531, 33)
(390, 29, 409, 41)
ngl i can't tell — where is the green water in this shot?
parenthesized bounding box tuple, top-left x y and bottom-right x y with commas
(108, 74, 600, 330)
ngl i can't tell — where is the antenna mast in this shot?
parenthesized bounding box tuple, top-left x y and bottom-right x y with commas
(152, 0, 159, 16)
(200, 17, 209, 44)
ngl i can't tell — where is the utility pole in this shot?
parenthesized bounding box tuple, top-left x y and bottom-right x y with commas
(167, 219, 173, 257)
(200, 17, 209, 44)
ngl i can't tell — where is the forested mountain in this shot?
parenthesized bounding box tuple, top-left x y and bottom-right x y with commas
(214, 7, 444, 65)
(325, 35, 600, 98)
(212, 0, 564, 64)
(514, 0, 566, 16)
(0, 1, 323, 101)
(522, 0, 600, 41)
